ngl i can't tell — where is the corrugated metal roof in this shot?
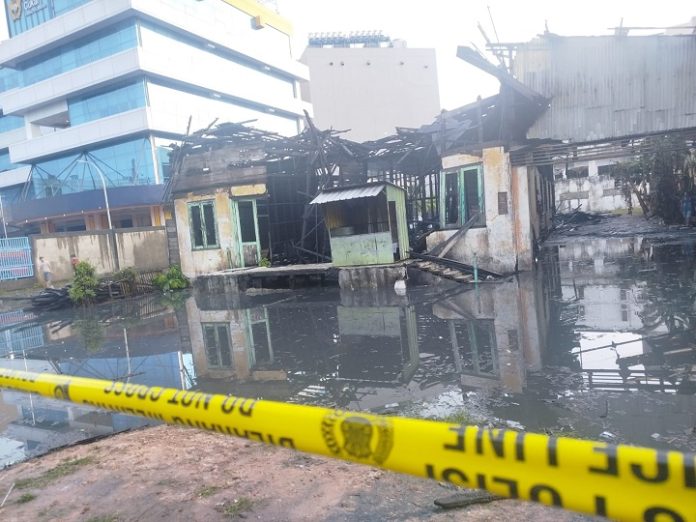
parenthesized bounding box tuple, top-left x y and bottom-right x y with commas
(310, 184, 385, 205)
(513, 35, 696, 142)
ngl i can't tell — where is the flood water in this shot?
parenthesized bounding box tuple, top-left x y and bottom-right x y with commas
(1, 233, 695, 467)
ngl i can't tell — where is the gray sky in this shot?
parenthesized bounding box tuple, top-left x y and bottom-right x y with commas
(279, 0, 695, 110)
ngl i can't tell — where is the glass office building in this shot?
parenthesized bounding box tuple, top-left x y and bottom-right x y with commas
(0, 0, 309, 233)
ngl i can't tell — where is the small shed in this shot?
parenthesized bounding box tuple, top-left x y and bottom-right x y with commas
(311, 182, 409, 266)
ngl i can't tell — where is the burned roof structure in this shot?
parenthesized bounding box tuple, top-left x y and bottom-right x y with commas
(420, 47, 547, 156)
(164, 48, 552, 264)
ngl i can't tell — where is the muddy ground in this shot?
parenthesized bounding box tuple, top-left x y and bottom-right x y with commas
(0, 425, 598, 522)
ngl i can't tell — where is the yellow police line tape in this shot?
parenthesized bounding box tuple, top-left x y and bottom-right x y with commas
(0, 368, 694, 522)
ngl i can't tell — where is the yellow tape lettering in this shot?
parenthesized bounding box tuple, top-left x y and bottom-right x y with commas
(685, 454, 696, 488)
(547, 437, 558, 466)
(643, 506, 685, 522)
(630, 450, 669, 483)
(593, 495, 608, 517)
(491, 477, 519, 499)
(529, 484, 563, 507)
(220, 397, 256, 416)
(425, 463, 468, 485)
(266, 435, 295, 449)
(587, 445, 618, 476)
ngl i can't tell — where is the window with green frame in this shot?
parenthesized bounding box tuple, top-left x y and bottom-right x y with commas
(189, 200, 218, 249)
(439, 165, 485, 228)
(202, 323, 232, 368)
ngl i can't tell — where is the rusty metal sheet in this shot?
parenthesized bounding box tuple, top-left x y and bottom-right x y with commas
(310, 184, 385, 205)
(513, 35, 696, 142)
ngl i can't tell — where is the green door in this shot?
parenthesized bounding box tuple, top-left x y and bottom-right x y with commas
(232, 199, 261, 267)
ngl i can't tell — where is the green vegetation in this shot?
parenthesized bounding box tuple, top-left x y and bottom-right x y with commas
(113, 266, 139, 294)
(608, 136, 696, 223)
(259, 257, 271, 268)
(152, 265, 189, 292)
(69, 261, 99, 304)
(218, 497, 254, 519)
(75, 316, 104, 353)
(196, 485, 222, 498)
(439, 410, 477, 426)
(15, 457, 95, 490)
(113, 266, 138, 282)
(16, 493, 36, 504)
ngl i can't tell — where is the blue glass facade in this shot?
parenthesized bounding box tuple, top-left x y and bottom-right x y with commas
(0, 150, 21, 172)
(68, 81, 147, 125)
(32, 138, 155, 198)
(18, 21, 138, 86)
(0, 114, 24, 133)
(0, 1, 302, 223)
(6, 0, 90, 37)
(0, 68, 21, 94)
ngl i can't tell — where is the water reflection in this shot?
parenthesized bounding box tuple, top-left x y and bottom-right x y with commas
(553, 236, 696, 394)
(184, 272, 554, 413)
(1, 235, 695, 467)
(0, 296, 194, 466)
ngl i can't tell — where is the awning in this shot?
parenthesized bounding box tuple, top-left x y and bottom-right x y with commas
(310, 184, 385, 205)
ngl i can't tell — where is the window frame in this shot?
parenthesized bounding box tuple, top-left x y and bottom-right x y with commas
(188, 200, 219, 250)
(201, 322, 233, 369)
(439, 164, 485, 229)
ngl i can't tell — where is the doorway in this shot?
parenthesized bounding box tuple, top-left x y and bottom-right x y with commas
(232, 199, 261, 267)
(388, 201, 399, 261)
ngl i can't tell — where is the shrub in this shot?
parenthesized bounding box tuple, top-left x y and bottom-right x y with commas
(152, 265, 189, 292)
(69, 261, 98, 304)
(113, 266, 139, 295)
(113, 266, 138, 283)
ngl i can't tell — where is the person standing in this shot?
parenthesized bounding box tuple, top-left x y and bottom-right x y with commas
(39, 257, 53, 288)
(70, 254, 80, 272)
(681, 192, 693, 226)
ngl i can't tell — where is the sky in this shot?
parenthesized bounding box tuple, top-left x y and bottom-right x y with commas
(278, 0, 695, 110)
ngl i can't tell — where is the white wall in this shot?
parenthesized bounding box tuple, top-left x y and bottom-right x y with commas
(301, 46, 440, 142)
(555, 158, 640, 214)
(426, 147, 536, 274)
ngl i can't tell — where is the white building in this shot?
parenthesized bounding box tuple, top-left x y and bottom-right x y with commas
(300, 32, 440, 142)
(554, 158, 640, 215)
(0, 0, 310, 234)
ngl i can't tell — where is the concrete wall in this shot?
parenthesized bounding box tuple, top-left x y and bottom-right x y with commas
(426, 147, 536, 274)
(174, 189, 240, 279)
(555, 158, 640, 214)
(31, 227, 168, 282)
(300, 46, 440, 142)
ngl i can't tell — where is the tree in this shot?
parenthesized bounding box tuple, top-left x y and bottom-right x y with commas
(608, 136, 693, 224)
(69, 261, 98, 305)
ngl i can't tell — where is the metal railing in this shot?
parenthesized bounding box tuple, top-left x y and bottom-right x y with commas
(0, 237, 33, 281)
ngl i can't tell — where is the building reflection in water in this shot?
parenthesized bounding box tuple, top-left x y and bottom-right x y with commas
(431, 272, 551, 395)
(551, 236, 696, 394)
(186, 268, 555, 410)
(0, 296, 194, 465)
(1, 234, 695, 466)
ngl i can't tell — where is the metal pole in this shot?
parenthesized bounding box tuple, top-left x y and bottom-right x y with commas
(123, 327, 131, 383)
(80, 159, 119, 271)
(92, 165, 113, 231)
(0, 194, 7, 239)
